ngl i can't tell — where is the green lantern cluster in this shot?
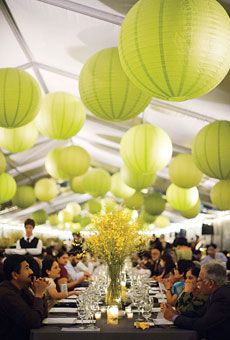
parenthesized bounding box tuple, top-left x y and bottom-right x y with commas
(0, 173, 17, 204)
(0, 151, 6, 174)
(118, 0, 230, 101)
(70, 175, 86, 194)
(124, 191, 144, 210)
(58, 209, 73, 223)
(210, 180, 230, 211)
(110, 172, 135, 199)
(79, 47, 151, 122)
(34, 178, 59, 202)
(144, 192, 166, 216)
(192, 121, 230, 179)
(169, 154, 203, 188)
(0, 68, 41, 128)
(66, 202, 81, 216)
(181, 199, 201, 219)
(49, 214, 59, 226)
(59, 146, 91, 178)
(35, 92, 86, 140)
(121, 165, 156, 190)
(12, 186, 36, 209)
(32, 209, 48, 225)
(87, 199, 102, 214)
(120, 124, 172, 174)
(45, 148, 69, 180)
(0, 122, 38, 153)
(166, 183, 199, 211)
(82, 168, 111, 197)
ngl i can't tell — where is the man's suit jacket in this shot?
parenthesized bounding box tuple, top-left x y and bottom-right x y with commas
(174, 284, 230, 340)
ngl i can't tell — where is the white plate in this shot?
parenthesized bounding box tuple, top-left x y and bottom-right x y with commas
(154, 319, 173, 325)
(60, 299, 76, 303)
(74, 287, 86, 291)
(152, 307, 161, 312)
(43, 318, 77, 325)
(50, 307, 77, 313)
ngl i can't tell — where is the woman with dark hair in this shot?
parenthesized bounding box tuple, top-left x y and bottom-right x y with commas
(155, 254, 175, 281)
(175, 237, 192, 261)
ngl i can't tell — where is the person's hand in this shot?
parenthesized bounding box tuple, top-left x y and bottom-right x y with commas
(162, 304, 177, 321)
(184, 281, 195, 293)
(68, 290, 79, 297)
(163, 278, 173, 290)
(32, 278, 49, 298)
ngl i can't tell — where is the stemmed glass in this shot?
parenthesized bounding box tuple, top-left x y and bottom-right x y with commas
(78, 309, 86, 329)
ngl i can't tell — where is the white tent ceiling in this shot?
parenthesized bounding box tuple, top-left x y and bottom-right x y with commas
(0, 0, 230, 224)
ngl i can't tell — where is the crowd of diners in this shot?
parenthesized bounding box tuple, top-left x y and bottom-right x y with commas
(0, 219, 229, 340)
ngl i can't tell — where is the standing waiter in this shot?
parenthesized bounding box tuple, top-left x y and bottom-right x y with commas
(16, 218, 43, 254)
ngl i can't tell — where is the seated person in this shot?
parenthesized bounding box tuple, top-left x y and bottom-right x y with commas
(154, 253, 175, 281)
(163, 262, 230, 340)
(0, 254, 48, 340)
(74, 251, 94, 275)
(146, 247, 163, 277)
(16, 219, 42, 254)
(174, 237, 193, 261)
(175, 266, 208, 317)
(42, 257, 76, 310)
(201, 244, 227, 266)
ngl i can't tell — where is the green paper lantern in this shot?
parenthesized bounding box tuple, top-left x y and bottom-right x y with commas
(124, 192, 144, 210)
(58, 209, 73, 223)
(192, 121, 230, 179)
(0, 68, 41, 128)
(80, 216, 91, 228)
(144, 192, 166, 215)
(121, 165, 156, 190)
(210, 180, 230, 211)
(12, 186, 36, 209)
(79, 47, 151, 122)
(169, 154, 203, 188)
(69, 222, 82, 233)
(59, 146, 91, 178)
(87, 199, 102, 214)
(66, 202, 81, 216)
(0, 151, 6, 174)
(140, 210, 157, 224)
(166, 183, 199, 211)
(72, 215, 81, 223)
(118, 0, 230, 101)
(34, 178, 59, 202)
(70, 175, 86, 194)
(111, 172, 135, 199)
(49, 214, 59, 226)
(0, 173, 17, 204)
(35, 92, 86, 140)
(0, 122, 38, 153)
(82, 168, 111, 197)
(120, 124, 172, 174)
(32, 209, 48, 225)
(181, 199, 201, 219)
(155, 215, 170, 228)
(45, 148, 69, 180)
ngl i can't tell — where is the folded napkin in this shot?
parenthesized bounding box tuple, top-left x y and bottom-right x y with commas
(134, 322, 150, 330)
(50, 307, 77, 313)
(61, 327, 100, 332)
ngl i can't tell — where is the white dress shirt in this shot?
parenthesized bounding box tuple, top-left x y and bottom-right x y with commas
(16, 236, 43, 254)
(65, 261, 84, 281)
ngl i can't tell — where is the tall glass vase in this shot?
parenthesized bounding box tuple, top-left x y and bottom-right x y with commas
(106, 263, 122, 306)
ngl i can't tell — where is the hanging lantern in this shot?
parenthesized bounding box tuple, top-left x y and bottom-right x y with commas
(79, 47, 151, 122)
(192, 121, 230, 179)
(80, 216, 91, 228)
(35, 92, 86, 140)
(181, 199, 201, 219)
(0, 173, 17, 204)
(0, 151, 6, 174)
(45, 148, 69, 180)
(155, 215, 170, 228)
(32, 209, 48, 225)
(144, 192, 166, 216)
(118, 0, 230, 101)
(166, 183, 199, 211)
(124, 192, 144, 210)
(169, 154, 203, 188)
(120, 124, 172, 174)
(34, 178, 59, 202)
(0, 68, 41, 128)
(12, 186, 36, 209)
(82, 168, 111, 197)
(66, 202, 81, 216)
(139, 210, 157, 224)
(0, 122, 38, 153)
(59, 146, 91, 178)
(70, 175, 86, 194)
(49, 214, 59, 226)
(87, 199, 102, 214)
(110, 172, 135, 199)
(210, 180, 230, 211)
(58, 209, 73, 223)
(120, 165, 156, 190)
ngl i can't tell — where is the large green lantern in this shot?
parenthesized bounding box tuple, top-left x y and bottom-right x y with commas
(110, 172, 135, 199)
(210, 180, 230, 210)
(49, 214, 59, 226)
(144, 192, 166, 215)
(32, 209, 48, 225)
(119, 0, 230, 101)
(121, 165, 156, 190)
(169, 154, 203, 188)
(0, 122, 38, 153)
(35, 92, 86, 140)
(124, 191, 144, 210)
(59, 146, 91, 178)
(45, 148, 69, 180)
(0, 151, 6, 174)
(12, 186, 36, 209)
(70, 175, 86, 194)
(120, 124, 172, 174)
(139, 210, 157, 224)
(58, 209, 73, 223)
(82, 168, 111, 197)
(181, 199, 201, 219)
(192, 121, 230, 179)
(0, 173, 17, 204)
(87, 199, 102, 214)
(166, 183, 199, 211)
(34, 178, 59, 202)
(79, 47, 151, 122)
(0, 68, 41, 128)
(66, 202, 81, 216)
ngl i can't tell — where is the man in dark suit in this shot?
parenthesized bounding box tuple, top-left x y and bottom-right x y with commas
(163, 261, 230, 340)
